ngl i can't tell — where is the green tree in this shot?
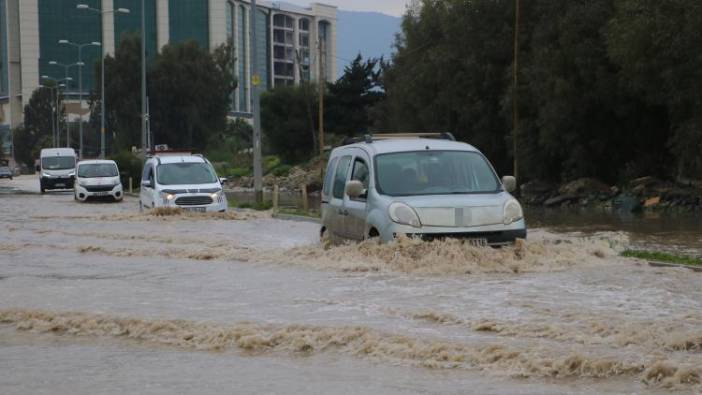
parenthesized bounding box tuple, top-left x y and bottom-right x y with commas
(607, 0, 702, 177)
(326, 54, 385, 136)
(261, 85, 318, 163)
(149, 40, 236, 150)
(13, 85, 66, 168)
(102, 33, 143, 152)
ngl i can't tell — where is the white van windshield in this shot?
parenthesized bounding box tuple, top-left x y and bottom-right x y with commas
(42, 156, 75, 170)
(157, 163, 218, 185)
(375, 151, 500, 196)
(77, 163, 119, 178)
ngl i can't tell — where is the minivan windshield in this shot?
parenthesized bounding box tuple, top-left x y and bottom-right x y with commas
(77, 163, 118, 178)
(156, 162, 218, 185)
(42, 156, 75, 170)
(375, 151, 500, 196)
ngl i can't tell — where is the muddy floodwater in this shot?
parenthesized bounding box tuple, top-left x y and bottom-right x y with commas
(1, 190, 701, 394)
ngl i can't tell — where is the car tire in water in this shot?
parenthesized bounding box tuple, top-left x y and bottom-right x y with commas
(320, 228, 333, 250)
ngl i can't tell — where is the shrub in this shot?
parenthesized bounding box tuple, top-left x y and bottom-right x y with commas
(110, 150, 143, 189)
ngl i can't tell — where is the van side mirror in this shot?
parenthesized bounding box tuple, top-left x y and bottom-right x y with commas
(502, 176, 517, 193)
(35, 165, 41, 172)
(141, 180, 152, 189)
(345, 180, 365, 198)
(219, 177, 228, 184)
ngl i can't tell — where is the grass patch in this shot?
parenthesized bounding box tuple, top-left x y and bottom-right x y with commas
(229, 200, 273, 211)
(621, 250, 702, 266)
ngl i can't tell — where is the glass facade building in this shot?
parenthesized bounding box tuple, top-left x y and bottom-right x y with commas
(169, 0, 209, 49)
(38, 0, 103, 94)
(0, 0, 8, 98)
(2, 0, 336, 127)
(114, 0, 158, 61)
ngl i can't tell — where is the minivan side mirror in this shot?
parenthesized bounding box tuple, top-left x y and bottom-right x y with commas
(141, 180, 152, 189)
(219, 177, 228, 185)
(345, 180, 365, 198)
(35, 165, 41, 172)
(502, 176, 517, 193)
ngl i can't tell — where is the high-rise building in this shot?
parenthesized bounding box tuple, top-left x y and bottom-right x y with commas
(0, 0, 337, 157)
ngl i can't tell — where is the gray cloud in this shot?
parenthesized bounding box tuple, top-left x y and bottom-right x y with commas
(284, 0, 408, 16)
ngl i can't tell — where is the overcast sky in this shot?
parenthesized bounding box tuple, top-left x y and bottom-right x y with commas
(284, 0, 409, 16)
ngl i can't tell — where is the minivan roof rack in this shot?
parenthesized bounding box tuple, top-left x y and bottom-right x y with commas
(341, 132, 456, 146)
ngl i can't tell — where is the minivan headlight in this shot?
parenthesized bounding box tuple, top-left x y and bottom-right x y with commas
(210, 191, 224, 203)
(160, 191, 176, 204)
(503, 199, 523, 225)
(388, 202, 422, 228)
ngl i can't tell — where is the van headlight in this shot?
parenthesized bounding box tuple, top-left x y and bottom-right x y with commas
(210, 191, 224, 203)
(160, 191, 176, 204)
(42, 173, 55, 178)
(503, 199, 523, 225)
(388, 202, 422, 228)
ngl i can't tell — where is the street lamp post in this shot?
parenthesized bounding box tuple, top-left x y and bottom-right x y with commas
(39, 75, 73, 147)
(48, 61, 80, 147)
(58, 39, 101, 159)
(39, 78, 68, 148)
(77, 4, 130, 159)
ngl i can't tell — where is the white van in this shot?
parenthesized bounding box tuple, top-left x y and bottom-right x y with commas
(74, 160, 124, 202)
(38, 148, 77, 193)
(139, 153, 228, 212)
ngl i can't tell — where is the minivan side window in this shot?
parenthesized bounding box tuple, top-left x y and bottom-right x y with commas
(351, 158, 369, 189)
(350, 158, 369, 200)
(322, 157, 339, 198)
(332, 156, 351, 199)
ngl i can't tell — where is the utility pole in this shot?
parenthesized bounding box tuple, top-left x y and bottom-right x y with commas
(251, 0, 263, 203)
(512, 0, 520, 182)
(141, 0, 148, 153)
(318, 36, 325, 180)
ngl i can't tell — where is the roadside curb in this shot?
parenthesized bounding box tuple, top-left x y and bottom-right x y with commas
(272, 212, 320, 224)
(648, 261, 702, 272)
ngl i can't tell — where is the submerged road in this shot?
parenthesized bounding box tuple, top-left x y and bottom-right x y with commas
(0, 180, 700, 394)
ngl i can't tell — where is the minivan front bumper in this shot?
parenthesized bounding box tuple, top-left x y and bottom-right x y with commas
(41, 176, 75, 190)
(381, 219, 527, 245)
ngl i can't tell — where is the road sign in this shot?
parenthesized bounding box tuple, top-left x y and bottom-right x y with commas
(252, 74, 261, 87)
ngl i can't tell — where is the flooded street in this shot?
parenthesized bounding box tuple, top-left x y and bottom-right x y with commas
(1, 184, 701, 394)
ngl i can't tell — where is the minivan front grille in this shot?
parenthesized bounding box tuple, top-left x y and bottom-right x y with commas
(85, 185, 115, 192)
(175, 196, 213, 206)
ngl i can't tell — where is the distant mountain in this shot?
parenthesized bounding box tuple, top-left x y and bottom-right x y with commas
(335, 10, 402, 78)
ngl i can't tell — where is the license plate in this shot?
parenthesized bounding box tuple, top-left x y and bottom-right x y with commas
(466, 238, 488, 247)
(184, 207, 206, 213)
(93, 192, 109, 196)
(55, 183, 65, 187)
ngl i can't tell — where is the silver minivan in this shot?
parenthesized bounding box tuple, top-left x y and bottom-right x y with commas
(320, 134, 526, 244)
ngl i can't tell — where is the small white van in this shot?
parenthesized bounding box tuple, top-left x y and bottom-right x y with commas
(38, 148, 77, 193)
(74, 160, 123, 202)
(139, 153, 227, 212)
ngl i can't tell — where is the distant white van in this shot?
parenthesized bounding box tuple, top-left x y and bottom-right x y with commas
(74, 160, 123, 202)
(38, 148, 77, 193)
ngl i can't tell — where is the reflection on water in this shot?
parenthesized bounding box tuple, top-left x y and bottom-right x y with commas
(525, 207, 702, 253)
(227, 191, 701, 253)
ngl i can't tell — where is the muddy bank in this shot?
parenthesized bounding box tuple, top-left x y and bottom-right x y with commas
(521, 177, 702, 211)
(1, 309, 699, 389)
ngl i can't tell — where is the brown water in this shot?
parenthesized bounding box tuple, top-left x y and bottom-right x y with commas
(0, 191, 701, 394)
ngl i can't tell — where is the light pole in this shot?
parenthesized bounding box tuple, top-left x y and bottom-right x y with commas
(40, 76, 70, 147)
(58, 39, 101, 159)
(141, 0, 148, 152)
(77, 4, 130, 159)
(48, 61, 80, 147)
(251, 0, 263, 203)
